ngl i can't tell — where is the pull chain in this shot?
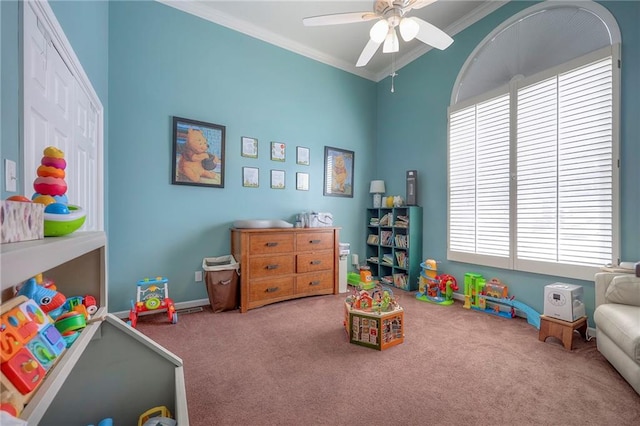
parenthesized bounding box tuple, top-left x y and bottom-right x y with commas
(390, 53, 397, 93)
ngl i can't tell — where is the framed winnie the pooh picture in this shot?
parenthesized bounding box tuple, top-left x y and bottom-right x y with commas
(323, 146, 354, 198)
(172, 116, 226, 188)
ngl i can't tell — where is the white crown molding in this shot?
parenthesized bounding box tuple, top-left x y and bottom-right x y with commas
(157, 0, 509, 83)
(157, 0, 378, 81)
(374, 0, 510, 81)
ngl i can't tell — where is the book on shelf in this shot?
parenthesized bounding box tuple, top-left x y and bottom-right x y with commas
(367, 256, 379, 263)
(394, 215, 409, 227)
(367, 234, 379, 244)
(369, 217, 379, 225)
(379, 213, 392, 226)
(394, 234, 408, 248)
(382, 253, 394, 265)
(380, 231, 393, 246)
(393, 273, 408, 289)
(381, 276, 393, 285)
(395, 251, 407, 268)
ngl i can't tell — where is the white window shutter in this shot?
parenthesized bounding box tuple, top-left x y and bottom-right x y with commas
(449, 106, 476, 253)
(516, 57, 613, 267)
(449, 94, 510, 257)
(557, 59, 613, 266)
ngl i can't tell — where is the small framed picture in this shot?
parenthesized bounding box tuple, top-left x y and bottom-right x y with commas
(296, 172, 309, 191)
(296, 146, 310, 166)
(324, 146, 354, 197)
(241, 136, 258, 158)
(271, 142, 286, 162)
(271, 170, 285, 189)
(242, 167, 259, 188)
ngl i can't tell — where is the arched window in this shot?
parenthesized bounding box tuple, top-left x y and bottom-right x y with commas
(447, 1, 621, 281)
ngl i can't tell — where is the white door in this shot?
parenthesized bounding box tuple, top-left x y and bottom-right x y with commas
(22, 1, 103, 231)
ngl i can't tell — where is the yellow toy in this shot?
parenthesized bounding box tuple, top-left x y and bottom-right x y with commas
(138, 405, 175, 426)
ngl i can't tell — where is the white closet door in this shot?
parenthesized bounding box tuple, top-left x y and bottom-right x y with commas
(23, 4, 74, 189)
(71, 83, 99, 231)
(23, 1, 102, 231)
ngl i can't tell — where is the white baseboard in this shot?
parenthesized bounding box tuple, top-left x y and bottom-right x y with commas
(111, 298, 210, 319)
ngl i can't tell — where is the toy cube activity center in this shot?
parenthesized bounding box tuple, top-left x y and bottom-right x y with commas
(344, 303, 404, 350)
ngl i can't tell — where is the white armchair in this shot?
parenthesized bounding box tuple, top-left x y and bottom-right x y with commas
(594, 272, 640, 395)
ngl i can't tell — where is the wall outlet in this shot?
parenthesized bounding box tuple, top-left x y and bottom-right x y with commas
(195, 270, 203, 282)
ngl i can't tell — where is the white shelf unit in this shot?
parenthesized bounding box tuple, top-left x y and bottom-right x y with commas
(1, 232, 189, 424)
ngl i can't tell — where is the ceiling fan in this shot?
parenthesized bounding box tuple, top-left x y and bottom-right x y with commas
(303, 0, 454, 67)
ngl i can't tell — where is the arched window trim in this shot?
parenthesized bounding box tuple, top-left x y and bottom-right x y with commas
(451, 0, 621, 106)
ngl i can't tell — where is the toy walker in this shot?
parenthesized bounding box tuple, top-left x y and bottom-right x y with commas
(128, 276, 177, 328)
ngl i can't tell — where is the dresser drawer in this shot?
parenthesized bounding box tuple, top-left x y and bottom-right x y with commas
(249, 233, 294, 255)
(296, 231, 334, 252)
(295, 270, 334, 294)
(249, 254, 294, 278)
(249, 276, 294, 303)
(296, 251, 333, 273)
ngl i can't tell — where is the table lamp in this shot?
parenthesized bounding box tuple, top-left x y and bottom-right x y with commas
(369, 180, 386, 208)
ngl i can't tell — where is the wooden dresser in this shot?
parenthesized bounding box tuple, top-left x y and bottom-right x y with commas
(231, 227, 340, 313)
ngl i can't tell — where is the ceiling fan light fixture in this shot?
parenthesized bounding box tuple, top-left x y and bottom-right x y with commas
(369, 19, 389, 43)
(382, 28, 399, 53)
(399, 17, 419, 42)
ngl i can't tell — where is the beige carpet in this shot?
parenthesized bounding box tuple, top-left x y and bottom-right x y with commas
(136, 288, 640, 426)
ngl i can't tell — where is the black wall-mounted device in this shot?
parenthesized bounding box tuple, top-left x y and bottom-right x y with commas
(406, 170, 417, 206)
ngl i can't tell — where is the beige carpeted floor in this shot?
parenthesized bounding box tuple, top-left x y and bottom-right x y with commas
(136, 288, 640, 426)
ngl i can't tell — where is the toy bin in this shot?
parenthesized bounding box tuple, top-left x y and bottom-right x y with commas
(32, 314, 188, 425)
(203, 255, 240, 312)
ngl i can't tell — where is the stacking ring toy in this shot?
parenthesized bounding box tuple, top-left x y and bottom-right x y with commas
(54, 311, 86, 335)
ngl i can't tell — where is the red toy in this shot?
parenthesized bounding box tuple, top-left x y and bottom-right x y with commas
(128, 277, 177, 328)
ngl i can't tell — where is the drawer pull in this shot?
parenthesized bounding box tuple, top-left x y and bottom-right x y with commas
(310, 260, 322, 265)
(310, 280, 321, 286)
(266, 287, 279, 293)
(309, 239, 321, 244)
(266, 242, 279, 247)
(266, 264, 279, 270)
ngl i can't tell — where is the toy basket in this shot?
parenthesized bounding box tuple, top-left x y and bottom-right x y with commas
(202, 255, 239, 312)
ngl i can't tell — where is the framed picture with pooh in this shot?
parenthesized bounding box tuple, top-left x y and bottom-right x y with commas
(172, 116, 226, 188)
(323, 146, 354, 198)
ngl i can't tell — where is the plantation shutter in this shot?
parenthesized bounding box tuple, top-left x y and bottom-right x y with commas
(516, 57, 613, 267)
(449, 94, 510, 257)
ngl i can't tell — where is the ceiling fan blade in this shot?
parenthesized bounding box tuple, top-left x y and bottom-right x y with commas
(303, 12, 378, 26)
(356, 39, 382, 67)
(407, 0, 438, 10)
(412, 17, 454, 50)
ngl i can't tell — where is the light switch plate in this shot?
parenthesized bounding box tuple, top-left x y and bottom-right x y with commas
(5, 159, 17, 192)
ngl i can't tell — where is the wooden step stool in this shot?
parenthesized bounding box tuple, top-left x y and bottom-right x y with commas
(538, 315, 588, 350)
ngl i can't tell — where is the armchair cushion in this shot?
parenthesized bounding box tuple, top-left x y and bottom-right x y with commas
(605, 275, 640, 306)
(594, 303, 640, 362)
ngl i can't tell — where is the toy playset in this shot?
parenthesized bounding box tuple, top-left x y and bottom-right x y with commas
(128, 277, 177, 328)
(415, 259, 459, 305)
(463, 273, 541, 329)
(1, 273, 99, 417)
(344, 284, 404, 350)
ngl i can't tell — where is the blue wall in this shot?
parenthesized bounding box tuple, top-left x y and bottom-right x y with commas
(1, 1, 637, 322)
(1, 1, 19, 199)
(105, 1, 376, 311)
(376, 0, 640, 323)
